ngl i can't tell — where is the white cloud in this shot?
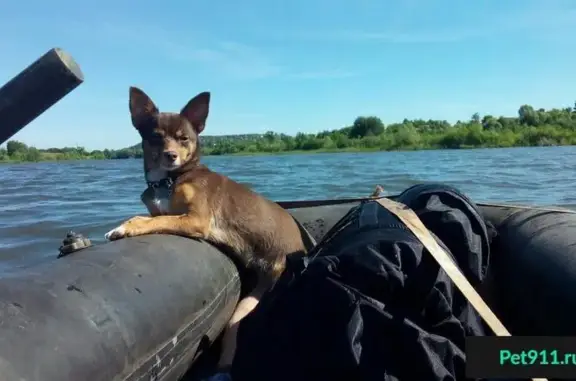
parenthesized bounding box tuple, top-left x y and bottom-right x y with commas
(67, 21, 367, 80)
(287, 69, 361, 79)
(231, 112, 266, 119)
(288, 2, 576, 44)
(70, 22, 284, 80)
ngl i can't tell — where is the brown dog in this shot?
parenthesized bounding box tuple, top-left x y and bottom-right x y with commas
(105, 87, 307, 367)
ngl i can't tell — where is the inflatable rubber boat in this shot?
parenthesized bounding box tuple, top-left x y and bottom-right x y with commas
(2, 48, 575, 381)
(0, 196, 575, 381)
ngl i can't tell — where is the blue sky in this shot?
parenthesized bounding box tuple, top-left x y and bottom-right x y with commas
(1, 0, 575, 150)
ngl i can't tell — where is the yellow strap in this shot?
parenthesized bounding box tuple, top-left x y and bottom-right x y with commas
(375, 198, 547, 381)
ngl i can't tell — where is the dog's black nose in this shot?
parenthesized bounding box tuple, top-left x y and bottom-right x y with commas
(163, 151, 178, 162)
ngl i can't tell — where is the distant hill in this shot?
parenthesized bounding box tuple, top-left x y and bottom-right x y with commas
(5, 101, 576, 162)
(124, 134, 263, 150)
(200, 134, 263, 147)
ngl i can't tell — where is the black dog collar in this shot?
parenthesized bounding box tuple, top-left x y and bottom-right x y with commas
(141, 177, 175, 215)
(146, 177, 174, 191)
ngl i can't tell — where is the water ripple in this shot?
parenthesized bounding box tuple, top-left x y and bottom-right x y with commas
(0, 146, 575, 265)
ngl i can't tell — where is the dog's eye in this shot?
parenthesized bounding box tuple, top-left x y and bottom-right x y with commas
(179, 136, 189, 142)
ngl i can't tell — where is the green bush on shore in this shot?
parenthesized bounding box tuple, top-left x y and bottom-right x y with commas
(2, 103, 576, 162)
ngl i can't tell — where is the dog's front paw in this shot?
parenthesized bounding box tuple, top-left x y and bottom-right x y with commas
(105, 225, 127, 241)
(105, 216, 152, 241)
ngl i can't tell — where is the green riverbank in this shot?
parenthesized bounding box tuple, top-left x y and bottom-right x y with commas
(2, 102, 576, 163)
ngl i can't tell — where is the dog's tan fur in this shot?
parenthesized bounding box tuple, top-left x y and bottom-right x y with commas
(106, 87, 306, 367)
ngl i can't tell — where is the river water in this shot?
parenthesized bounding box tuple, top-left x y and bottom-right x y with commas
(0, 146, 574, 266)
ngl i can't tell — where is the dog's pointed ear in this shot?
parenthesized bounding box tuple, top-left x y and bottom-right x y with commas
(129, 87, 159, 128)
(180, 92, 210, 134)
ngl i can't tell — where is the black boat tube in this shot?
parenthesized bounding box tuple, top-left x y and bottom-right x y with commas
(0, 235, 240, 381)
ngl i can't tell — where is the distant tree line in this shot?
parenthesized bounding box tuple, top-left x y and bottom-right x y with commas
(2, 102, 576, 162)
